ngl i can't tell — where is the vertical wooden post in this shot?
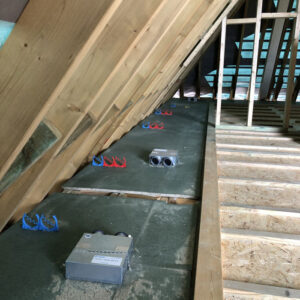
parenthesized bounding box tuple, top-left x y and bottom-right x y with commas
(216, 17, 227, 126)
(179, 83, 185, 98)
(196, 59, 202, 98)
(247, 0, 263, 127)
(284, 1, 300, 129)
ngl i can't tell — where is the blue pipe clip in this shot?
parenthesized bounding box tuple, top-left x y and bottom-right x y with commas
(22, 213, 40, 231)
(92, 155, 104, 167)
(142, 122, 150, 129)
(39, 215, 59, 232)
(22, 214, 59, 232)
(155, 110, 162, 115)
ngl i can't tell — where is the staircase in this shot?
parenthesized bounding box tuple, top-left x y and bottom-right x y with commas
(216, 128, 300, 299)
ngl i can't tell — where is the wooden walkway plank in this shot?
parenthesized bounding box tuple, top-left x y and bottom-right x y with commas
(194, 103, 223, 299)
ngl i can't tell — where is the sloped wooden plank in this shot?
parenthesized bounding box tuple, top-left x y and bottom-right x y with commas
(0, 0, 114, 180)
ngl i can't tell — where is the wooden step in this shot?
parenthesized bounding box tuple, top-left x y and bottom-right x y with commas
(220, 204, 300, 235)
(217, 143, 300, 154)
(217, 135, 300, 148)
(218, 161, 300, 183)
(217, 149, 300, 166)
(217, 134, 300, 142)
(224, 280, 300, 299)
(219, 178, 300, 209)
(216, 129, 300, 137)
(221, 228, 300, 289)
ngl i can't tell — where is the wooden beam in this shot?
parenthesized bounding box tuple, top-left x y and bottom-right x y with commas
(195, 60, 201, 98)
(179, 83, 185, 98)
(10, 0, 231, 225)
(292, 75, 300, 102)
(230, 0, 248, 100)
(216, 17, 227, 126)
(227, 12, 297, 25)
(247, 0, 263, 126)
(0, 0, 116, 181)
(284, 2, 300, 129)
(259, 0, 291, 101)
(161, 0, 242, 102)
(194, 102, 223, 299)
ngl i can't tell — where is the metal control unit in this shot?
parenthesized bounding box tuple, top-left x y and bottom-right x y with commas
(149, 149, 178, 167)
(65, 232, 133, 284)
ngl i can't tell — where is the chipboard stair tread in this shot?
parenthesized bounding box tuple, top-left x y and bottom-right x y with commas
(220, 203, 300, 235)
(221, 228, 300, 289)
(217, 143, 300, 153)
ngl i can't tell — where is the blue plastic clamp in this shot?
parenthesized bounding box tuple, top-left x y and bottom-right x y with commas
(22, 213, 40, 231)
(142, 122, 150, 129)
(39, 215, 59, 232)
(92, 155, 104, 167)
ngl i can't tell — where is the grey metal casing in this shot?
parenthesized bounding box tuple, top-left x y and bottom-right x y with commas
(65, 232, 133, 284)
(149, 149, 178, 167)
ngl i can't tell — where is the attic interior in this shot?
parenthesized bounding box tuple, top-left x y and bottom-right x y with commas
(1, 0, 300, 299)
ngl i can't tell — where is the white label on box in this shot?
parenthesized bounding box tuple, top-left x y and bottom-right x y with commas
(91, 255, 122, 266)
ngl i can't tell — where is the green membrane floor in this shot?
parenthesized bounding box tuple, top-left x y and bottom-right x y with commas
(0, 193, 199, 300)
(63, 99, 208, 200)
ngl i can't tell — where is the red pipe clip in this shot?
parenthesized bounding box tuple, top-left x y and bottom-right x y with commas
(103, 156, 126, 168)
(161, 110, 173, 116)
(149, 122, 164, 130)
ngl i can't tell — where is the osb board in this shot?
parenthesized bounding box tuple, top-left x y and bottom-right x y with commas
(219, 178, 300, 209)
(221, 204, 300, 235)
(63, 101, 208, 199)
(218, 161, 300, 183)
(223, 280, 300, 300)
(217, 149, 300, 166)
(222, 229, 300, 289)
(217, 136, 300, 148)
(0, 193, 199, 299)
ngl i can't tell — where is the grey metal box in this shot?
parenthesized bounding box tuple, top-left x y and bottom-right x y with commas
(65, 232, 133, 284)
(149, 149, 178, 167)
